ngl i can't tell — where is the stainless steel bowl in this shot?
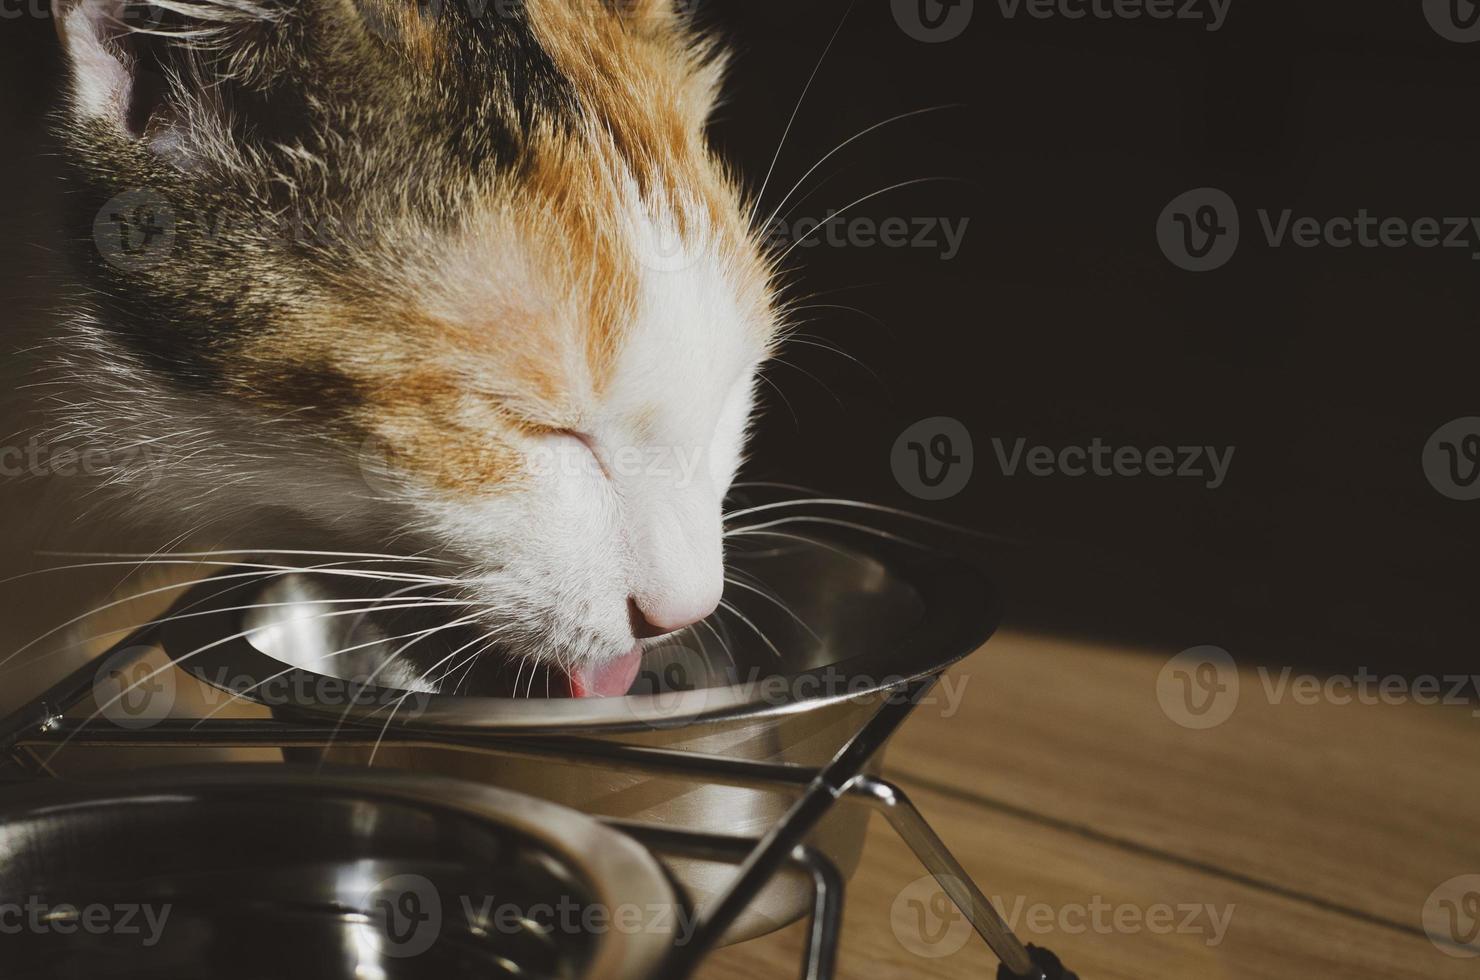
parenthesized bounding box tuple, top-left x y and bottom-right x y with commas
(0, 765, 677, 979)
(162, 530, 999, 943)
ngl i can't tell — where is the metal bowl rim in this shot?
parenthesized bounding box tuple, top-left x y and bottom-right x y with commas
(160, 529, 1000, 734)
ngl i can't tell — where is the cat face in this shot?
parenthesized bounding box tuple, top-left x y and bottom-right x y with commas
(50, 0, 778, 694)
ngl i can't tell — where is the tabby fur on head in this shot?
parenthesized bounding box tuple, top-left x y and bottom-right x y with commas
(43, 0, 781, 691)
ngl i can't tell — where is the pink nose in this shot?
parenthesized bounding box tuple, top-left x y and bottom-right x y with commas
(629, 592, 720, 638)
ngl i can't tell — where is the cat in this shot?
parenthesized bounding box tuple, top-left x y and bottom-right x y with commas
(1, 0, 781, 713)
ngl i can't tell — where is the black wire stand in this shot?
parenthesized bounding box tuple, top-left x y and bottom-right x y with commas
(0, 624, 1078, 980)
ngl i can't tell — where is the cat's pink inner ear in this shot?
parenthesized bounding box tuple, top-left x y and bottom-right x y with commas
(53, 0, 137, 133)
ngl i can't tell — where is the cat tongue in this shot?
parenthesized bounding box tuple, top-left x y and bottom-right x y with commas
(567, 645, 644, 698)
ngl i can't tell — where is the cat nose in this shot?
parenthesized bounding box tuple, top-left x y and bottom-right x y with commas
(629, 592, 720, 638)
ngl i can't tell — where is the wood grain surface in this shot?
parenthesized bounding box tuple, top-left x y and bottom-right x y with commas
(697, 630, 1480, 979)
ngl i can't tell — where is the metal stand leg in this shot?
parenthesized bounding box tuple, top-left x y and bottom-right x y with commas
(610, 823, 844, 980)
(793, 844, 844, 980)
(655, 680, 943, 978)
(849, 775, 1049, 979)
(0, 625, 159, 765)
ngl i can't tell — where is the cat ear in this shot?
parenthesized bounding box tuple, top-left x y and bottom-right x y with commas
(52, 0, 141, 135)
(53, 0, 287, 164)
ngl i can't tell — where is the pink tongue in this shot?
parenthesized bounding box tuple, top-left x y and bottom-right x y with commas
(568, 645, 645, 698)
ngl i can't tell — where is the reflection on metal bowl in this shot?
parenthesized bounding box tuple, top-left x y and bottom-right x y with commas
(0, 766, 676, 979)
(162, 530, 999, 944)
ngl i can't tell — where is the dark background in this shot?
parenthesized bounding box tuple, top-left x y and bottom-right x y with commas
(4, 1, 1479, 675)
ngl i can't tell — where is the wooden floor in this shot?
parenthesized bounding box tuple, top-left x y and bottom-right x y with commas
(696, 630, 1480, 979)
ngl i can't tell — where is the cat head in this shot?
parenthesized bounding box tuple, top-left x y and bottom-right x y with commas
(49, 0, 780, 694)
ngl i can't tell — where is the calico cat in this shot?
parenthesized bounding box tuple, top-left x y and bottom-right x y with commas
(3, 0, 779, 709)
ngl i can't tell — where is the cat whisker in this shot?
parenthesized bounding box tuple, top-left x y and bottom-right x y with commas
(726, 529, 870, 565)
(767, 355, 843, 406)
(776, 177, 969, 266)
(724, 497, 1012, 543)
(728, 514, 933, 551)
(0, 562, 456, 675)
(3, 558, 452, 589)
(785, 302, 894, 336)
(774, 334, 884, 388)
(723, 574, 820, 643)
(754, 368, 800, 431)
(41, 601, 483, 768)
(360, 620, 494, 765)
(760, 104, 965, 231)
(0, 593, 470, 683)
(753, 0, 857, 216)
(715, 600, 785, 661)
(190, 610, 479, 727)
(318, 619, 508, 763)
(42, 548, 454, 565)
